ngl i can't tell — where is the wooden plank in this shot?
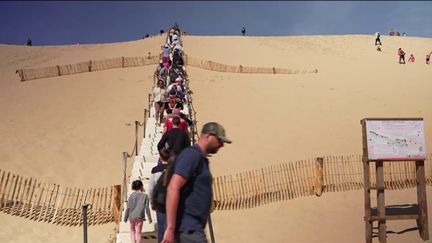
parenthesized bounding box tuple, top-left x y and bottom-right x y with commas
(62, 187, 75, 226)
(227, 175, 234, 210)
(295, 161, 306, 197)
(369, 214, 418, 221)
(363, 159, 372, 243)
(67, 188, 79, 226)
(219, 176, 227, 210)
(47, 185, 60, 223)
(112, 185, 121, 223)
(39, 184, 51, 221)
(305, 159, 314, 195)
(74, 189, 85, 226)
(376, 161, 387, 243)
(16, 177, 28, 216)
(334, 156, 342, 192)
(341, 156, 348, 191)
(287, 163, 298, 198)
(315, 158, 324, 196)
(95, 188, 102, 224)
(345, 155, 353, 190)
(248, 171, 257, 208)
(220, 176, 227, 210)
(216, 176, 223, 210)
(0, 170, 6, 208)
(275, 164, 284, 201)
(11, 176, 23, 215)
(217, 177, 223, 210)
(20, 177, 32, 217)
(261, 168, 268, 204)
(51, 186, 64, 224)
(326, 156, 337, 192)
(278, 164, 286, 200)
(282, 163, 293, 199)
(255, 169, 263, 206)
(43, 184, 55, 222)
(5, 174, 18, 213)
(269, 166, 277, 202)
(416, 160, 429, 241)
(28, 181, 39, 219)
(35, 183, 47, 221)
(102, 187, 109, 223)
(233, 174, 240, 210)
(276, 164, 284, 201)
(103, 187, 108, 212)
(286, 163, 295, 198)
(238, 173, 246, 209)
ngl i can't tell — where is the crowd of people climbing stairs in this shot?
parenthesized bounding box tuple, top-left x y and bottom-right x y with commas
(124, 25, 231, 243)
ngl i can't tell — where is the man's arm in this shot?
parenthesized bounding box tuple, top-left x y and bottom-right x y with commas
(162, 174, 187, 243)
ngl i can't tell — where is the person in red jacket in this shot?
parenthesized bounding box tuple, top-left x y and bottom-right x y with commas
(398, 48, 406, 64)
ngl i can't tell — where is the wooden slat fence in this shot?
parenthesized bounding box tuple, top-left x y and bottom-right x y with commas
(212, 154, 432, 211)
(16, 54, 318, 82)
(0, 169, 121, 226)
(16, 55, 161, 81)
(183, 55, 318, 75)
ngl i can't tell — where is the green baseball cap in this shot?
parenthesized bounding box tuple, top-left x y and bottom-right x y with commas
(201, 122, 232, 144)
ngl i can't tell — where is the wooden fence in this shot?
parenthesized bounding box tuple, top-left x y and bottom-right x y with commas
(16, 55, 318, 82)
(212, 154, 432, 211)
(16, 55, 161, 81)
(183, 55, 318, 75)
(0, 169, 121, 226)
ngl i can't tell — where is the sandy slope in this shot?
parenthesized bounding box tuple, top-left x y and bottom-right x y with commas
(0, 34, 432, 242)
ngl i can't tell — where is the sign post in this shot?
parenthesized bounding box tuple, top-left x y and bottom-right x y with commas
(361, 118, 428, 243)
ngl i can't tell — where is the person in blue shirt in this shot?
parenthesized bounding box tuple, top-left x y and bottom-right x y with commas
(162, 122, 232, 243)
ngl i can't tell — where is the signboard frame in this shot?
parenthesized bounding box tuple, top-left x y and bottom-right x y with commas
(361, 118, 426, 161)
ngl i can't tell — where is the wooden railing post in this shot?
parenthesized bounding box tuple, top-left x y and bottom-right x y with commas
(121, 152, 128, 204)
(315, 157, 324, 196)
(143, 109, 147, 138)
(148, 94, 152, 116)
(134, 121, 139, 156)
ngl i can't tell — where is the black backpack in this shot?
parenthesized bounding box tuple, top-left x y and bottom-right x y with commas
(151, 146, 204, 213)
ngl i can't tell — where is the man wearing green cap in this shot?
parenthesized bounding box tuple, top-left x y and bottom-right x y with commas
(162, 122, 231, 243)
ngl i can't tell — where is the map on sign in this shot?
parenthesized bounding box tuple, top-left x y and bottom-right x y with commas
(365, 120, 426, 160)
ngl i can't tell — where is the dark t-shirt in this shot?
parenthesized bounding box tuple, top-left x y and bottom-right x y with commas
(157, 128, 190, 156)
(174, 144, 212, 232)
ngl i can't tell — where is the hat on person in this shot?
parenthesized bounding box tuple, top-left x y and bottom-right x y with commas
(201, 122, 232, 144)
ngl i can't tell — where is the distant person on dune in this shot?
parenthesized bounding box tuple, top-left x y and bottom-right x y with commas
(408, 54, 415, 62)
(375, 32, 382, 46)
(426, 53, 430, 64)
(398, 48, 406, 64)
(26, 38, 32, 46)
(241, 27, 246, 36)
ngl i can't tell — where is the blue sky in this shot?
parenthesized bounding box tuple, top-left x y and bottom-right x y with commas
(1, 1, 431, 45)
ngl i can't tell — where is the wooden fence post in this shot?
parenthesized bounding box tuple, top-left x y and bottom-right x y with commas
(315, 157, 324, 196)
(112, 185, 121, 223)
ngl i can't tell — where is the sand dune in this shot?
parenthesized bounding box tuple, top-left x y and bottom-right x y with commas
(1, 34, 432, 242)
